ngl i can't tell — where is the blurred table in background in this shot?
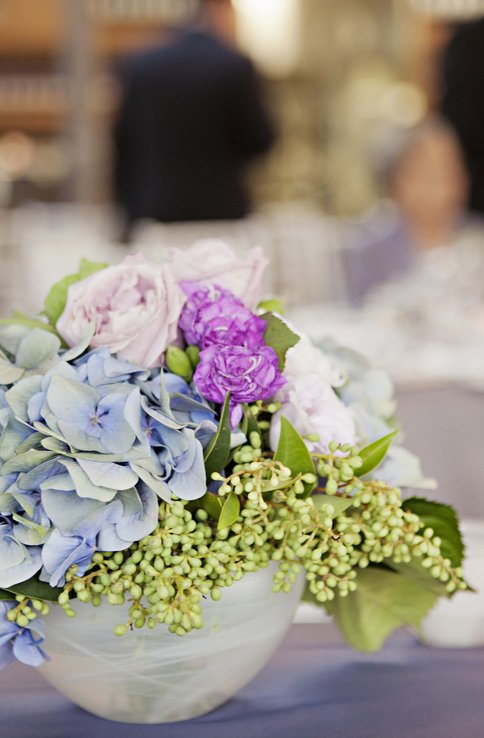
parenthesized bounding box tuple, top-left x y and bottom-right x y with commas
(2, 624, 484, 738)
(0, 203, 347, 315)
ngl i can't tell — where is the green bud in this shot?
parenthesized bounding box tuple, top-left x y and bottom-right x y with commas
(186, 345, 200, 369)
(165, 346, 193, 380)
(58, 592, 70, 606)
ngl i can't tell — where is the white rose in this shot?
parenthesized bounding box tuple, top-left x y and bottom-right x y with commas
(270, 338, 356, 453)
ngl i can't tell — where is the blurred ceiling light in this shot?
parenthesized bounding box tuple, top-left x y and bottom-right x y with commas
(233, 0, 300, 77)
(409, 0, 484, 16)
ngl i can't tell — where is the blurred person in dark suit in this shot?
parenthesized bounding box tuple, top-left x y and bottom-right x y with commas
(440, 18, 484, 215)
(113, 0, 275, 235)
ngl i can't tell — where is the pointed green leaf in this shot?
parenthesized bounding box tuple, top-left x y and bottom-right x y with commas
(0, 589, 16, 600)
(386, 559, 448, 596)
(257, 297, 285, 315)
(199, 492, 222, 522)
(218, 492, 240, 530)
(355, 430, 398, 478)
(6, 577, 62, 602)
(274, 416, 316, 496)
(44, 258, 107, 327)
(204, 393, 231, 479)
(313, 494, 354, 517)
(240, 406, 249, 437)
(261, 312, 300, 371)
(402, 498, 464, 567)
(326, 567, 439, 652)
(0, 312, 57, 336)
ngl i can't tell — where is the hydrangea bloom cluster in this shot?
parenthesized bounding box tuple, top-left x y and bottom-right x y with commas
(0, 242, 467, 676)
(0, 329, 213, 596)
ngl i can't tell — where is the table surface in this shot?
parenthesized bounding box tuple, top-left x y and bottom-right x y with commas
(2, 623, 483, 738)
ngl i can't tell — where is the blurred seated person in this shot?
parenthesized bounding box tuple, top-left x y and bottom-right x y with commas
(113, 0, 275, 237)
(343, 118, 480, 306)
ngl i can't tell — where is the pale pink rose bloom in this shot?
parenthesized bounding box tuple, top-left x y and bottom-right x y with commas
(167, 240, 268, 310)
(56, 254, 185, 368)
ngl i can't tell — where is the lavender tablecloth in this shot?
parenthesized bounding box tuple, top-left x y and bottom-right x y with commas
(2, 624, 483, 738)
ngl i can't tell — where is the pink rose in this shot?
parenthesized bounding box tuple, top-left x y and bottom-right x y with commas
(56, 254, 185, 368)
(167, 240, 268, 310)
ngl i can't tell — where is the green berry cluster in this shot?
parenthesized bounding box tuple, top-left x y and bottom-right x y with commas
(315, 441, 363, 494)
(58, 498, 273, 636)
(6, 595, 49, 627)
(53, 436, 467, 638)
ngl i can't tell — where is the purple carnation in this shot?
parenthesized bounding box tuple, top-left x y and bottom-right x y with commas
(179, 283, 265, 349)
(194, 344, 286, 427)
(202, 312, 266, 349)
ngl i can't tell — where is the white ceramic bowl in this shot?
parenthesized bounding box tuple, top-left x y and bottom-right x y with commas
(40, 564, 304, 723)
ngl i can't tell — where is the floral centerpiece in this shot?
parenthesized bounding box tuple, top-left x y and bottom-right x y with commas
(0, 242, 466, 721)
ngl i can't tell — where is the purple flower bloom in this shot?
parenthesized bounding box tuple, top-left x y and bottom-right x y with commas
(194, 345, 285, 427)
(0, 602, 47, 669)
(202, 313, 266, 350)
(179, 283, 265, 349)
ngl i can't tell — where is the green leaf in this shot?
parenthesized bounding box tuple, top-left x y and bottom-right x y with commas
(313, 494, 354, 517)
(257, 297, 285, 315)
(6, 577, 62, 602)
(240, 406, 249, 437)
(0, 312, 58, 336)
(386, 559, 447, 596)
(274, 416, 316, 496)
(199, 492, 222, 522)
(355, 430, 398, 478)
(402, 498, 464, 567)
(301, 582, 318, 606)
(44, 258, 107, 327)
(0, 589, 16, 600)
(218, 492, 240, 530)
(261, 312, 300, 371)
(326, 567, 439, 652)
(239, 405, 260, 441)
(204, 393, 231, 479)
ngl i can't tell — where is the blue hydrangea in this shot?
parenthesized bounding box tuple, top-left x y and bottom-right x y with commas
(0, 602, 46, 668)
(0, 339, 216, 594)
